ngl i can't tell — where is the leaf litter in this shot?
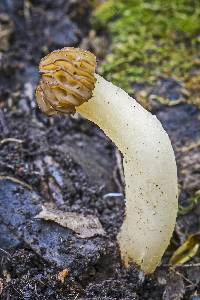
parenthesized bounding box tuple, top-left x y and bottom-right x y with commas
(35, 206, 106, 238)
(170, 232, 200, 266)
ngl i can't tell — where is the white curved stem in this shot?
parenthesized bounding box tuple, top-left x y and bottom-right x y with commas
(77, 74, 178, 273)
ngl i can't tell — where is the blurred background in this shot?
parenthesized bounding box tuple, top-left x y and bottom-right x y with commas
(0, 1, 200, 299)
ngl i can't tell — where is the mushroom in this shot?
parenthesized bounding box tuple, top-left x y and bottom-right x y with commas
(36, 47, 178, 273)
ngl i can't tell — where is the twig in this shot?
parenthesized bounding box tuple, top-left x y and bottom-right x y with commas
(113, 149, 124, 193)
(171, 268, 196, 287)
(162, 262, 200, 268)
(0, 138, 24, 147)
(0, 176, 32, 190)
(115, 149, 124, 184)
(103, 192, 123, 199)
(161, 264, 197, 288)
(23, 0, 31, 22)
(168, 99, 186, 106)
(0, 110, 8, 135)
(178, 140, 200, 153)
(0, 248, 11, 258)
(74, 294, 79, 300)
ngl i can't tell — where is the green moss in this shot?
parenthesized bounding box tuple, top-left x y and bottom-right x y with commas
(93, 0, 200, 100)
(179, 190, 200, 216)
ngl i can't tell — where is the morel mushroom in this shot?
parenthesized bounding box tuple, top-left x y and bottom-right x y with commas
(36, 47, 178, 273)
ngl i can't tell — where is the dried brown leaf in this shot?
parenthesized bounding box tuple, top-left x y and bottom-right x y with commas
(57, 268, 69, 283)
(35, 206, 105, 238)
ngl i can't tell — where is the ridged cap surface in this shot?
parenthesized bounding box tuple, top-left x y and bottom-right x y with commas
(36, 47, 96, 115)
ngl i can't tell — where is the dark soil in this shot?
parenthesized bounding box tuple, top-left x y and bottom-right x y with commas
(0, 1, 199, 299)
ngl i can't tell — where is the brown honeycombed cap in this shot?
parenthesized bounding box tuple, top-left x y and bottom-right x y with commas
(36, 47, 96, 115)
